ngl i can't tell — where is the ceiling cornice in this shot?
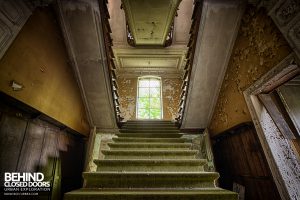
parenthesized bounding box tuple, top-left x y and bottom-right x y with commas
(113, 47, 187, 78)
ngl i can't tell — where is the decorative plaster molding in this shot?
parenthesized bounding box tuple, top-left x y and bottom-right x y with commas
(244, 53, 300, 200)
(113, 47, 187, 78)
(259, 0, 300, 59)
(121, 0, 181, 46)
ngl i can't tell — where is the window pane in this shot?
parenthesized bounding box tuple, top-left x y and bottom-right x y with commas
(149, 79, 160, 87)
(150, 98, 160, 109)
(139, 88, 150, 97)
(150, 87, 160, 97)
(138, 109, 149, 119)
(150, 109, 161, 119)
(138, 97, 149, 109)
(139, 80, 149, 87)
(137, 77, 162, 119)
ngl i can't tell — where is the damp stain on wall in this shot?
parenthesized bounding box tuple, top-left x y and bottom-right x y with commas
(209, 6, 292, 136)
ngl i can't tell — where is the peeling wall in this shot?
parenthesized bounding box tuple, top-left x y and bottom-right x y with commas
(162, 78, 181, 120)
(209, 6, 292, 136)
(117, 78, 137, 120)
(117, 77, 181, 121)
(0, 8, 89, 135)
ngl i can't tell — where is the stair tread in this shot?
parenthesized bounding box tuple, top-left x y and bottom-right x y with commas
(126, 120, 174, 122)
(83, 171, 219, 176)
(83, 172, 219, 188)
(113, 137, 186, 142)
(122, 126, 177, 128)
(102, 150, 198, 153)
(84, 171, 217, 175)
(94, 159, 206, 172)
(116, 133, 183, 138)
(66, 188, 236, 194)
(109, 142, 190, 145)
(65, 189, 237, 200)
(121, 130, 179, 132)
(65, 120, 237, 200)
(94, 159, 205, 163)
(108, 142, 191, 147)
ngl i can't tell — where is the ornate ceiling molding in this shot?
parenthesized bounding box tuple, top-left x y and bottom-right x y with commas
(113, 47, 187, 78)
(121, 0, 181, 46)
(258, 0, 300, 59)
(108, 0, 193, 47)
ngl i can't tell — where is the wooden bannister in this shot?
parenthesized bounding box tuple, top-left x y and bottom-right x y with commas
(176, 0, 203, 124)
(99, 0, 123, 124)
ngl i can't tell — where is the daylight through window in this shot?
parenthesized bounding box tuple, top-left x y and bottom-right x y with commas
(137, 77, 162, 119)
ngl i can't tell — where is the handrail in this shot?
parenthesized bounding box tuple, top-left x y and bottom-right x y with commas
(176, 0, 203, 124)
(99, 0, 123, 125)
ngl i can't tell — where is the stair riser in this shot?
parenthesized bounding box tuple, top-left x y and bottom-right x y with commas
(122, 129, 179, 132)
(104, 154, 196, 159)
(109, 148, 191, 150)
(116, 134, 182, 138)
(125, 120, 174, 123)
(112, 138, 186, 143)
(96, 165, 204, 172)
(123, 125, 176, 127)
(122, 126, 178, 129)
(120, 130, 180, 133)
(83, 176, 216, 189)
(65, 193, 238, 200)
(123, 123, 177, 126)
(108, 143, 192, 150)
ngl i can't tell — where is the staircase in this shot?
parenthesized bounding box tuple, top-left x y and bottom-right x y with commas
(64, 120, 238, 200)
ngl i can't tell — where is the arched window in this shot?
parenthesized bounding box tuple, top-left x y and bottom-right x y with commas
(137, 76, 162, 119)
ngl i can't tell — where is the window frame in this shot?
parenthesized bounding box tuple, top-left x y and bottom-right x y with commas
(136, 76, 163, 119)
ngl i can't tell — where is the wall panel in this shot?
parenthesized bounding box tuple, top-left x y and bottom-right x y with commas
(0, 93, 86, 199)
(17, 122, 45, 172)
(0, 115, 26, 177)
(212, 123, 281, 200)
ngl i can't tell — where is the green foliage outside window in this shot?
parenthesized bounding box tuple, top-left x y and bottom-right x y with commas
(137, 77, 162, 119)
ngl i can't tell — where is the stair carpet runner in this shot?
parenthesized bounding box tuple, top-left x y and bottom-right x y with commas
(64, 120, 238, 200)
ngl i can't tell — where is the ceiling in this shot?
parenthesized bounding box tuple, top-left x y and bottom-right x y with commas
(108, 0, 193, 78)
(121, 0, 181, 46)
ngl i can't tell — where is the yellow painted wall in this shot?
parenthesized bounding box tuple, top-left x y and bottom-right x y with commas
(0, 8, 89, 136)
(209, 6, 292, 136)
(117, 77, 181, 120)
